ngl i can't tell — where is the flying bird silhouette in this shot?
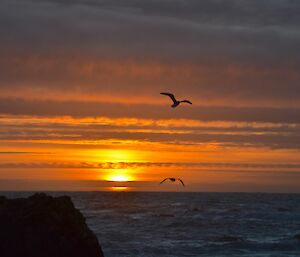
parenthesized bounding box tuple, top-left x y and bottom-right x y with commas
(160, 92, 192, 108)
(159, 177, 185, 187)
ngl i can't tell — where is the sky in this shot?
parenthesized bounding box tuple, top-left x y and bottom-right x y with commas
(0, 0, 300, 192)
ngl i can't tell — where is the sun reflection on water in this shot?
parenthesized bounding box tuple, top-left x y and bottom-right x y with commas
(110, 186, 129, 191)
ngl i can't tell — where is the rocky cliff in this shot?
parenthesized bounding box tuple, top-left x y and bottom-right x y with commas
(0, 193, 104, 257)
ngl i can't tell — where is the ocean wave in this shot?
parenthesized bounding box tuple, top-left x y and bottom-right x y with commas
(3, 191, 300, 257)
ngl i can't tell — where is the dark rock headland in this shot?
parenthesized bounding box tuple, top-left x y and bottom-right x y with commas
(0, 193, 104, 257)
(293, 234, 300, 240)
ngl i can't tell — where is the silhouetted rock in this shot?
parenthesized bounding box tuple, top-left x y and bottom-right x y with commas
(277, 207, 290, 212)
(0, 193, 104, 257)
(293, 234, 300, 240)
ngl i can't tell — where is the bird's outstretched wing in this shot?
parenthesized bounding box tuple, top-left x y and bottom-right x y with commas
(159, 178, 169, 184)
(178, 179, 185, 186)
(160, 92, 177, 104)
(180, 100, 192, 105)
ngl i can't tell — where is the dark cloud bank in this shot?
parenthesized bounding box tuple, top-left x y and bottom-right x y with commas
(0, 0, 300, 108)
(1, 98, 300, 123)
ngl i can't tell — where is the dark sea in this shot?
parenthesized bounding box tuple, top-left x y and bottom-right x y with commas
(2, 191, 300, 257)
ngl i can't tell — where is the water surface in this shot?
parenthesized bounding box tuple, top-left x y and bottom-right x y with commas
(3, 192, 300, 257)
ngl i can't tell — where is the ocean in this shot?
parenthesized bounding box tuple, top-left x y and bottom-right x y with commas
(2, 191, 300, 257)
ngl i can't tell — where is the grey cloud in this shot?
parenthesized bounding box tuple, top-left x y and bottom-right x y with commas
(1, 160, 300, 170)
(37, 0, 300, 28)
(0, 151, 43, 154)
(0, 97, 300, 149)
(0, 112, 300, 147)
(2, 116, 300, 134)
(1, 99, 300, 123)
(1, 99, 300, 149)
(2, 0, 300, 63)
(0, 0, 300, 105)
(1, 122, 300, 149)
(3, 130, 299, 149)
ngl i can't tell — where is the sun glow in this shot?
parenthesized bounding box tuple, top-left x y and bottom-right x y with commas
(109, 174, 130, 182)
(104, 168, 134, 182)
(96, 150, 138, 182)
(110, 186, 129, 191)
(102, 150, 137, 162)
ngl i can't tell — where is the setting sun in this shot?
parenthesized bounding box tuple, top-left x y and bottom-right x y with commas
(109, 174, 129, 182)
(1, 1, 300, 256)
(104, 168, 134, 182)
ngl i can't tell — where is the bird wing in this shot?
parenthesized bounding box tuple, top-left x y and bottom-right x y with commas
(178, 179, 185, 187)
(160, 93, 177, 103)
(159, 178, 169, 184)
(180, 100, 192, 105)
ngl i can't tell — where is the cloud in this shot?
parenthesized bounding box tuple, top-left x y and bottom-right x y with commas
(1, 99, 300, 123)
(1, 113, 300, 149)
(1, 160, 300, 170)
(0, 0, 300, 108)
(1, 0, 300, 151)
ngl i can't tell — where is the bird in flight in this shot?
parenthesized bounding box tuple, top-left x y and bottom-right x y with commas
(159, 177, 185, 187)
(160, 92, 192, 108)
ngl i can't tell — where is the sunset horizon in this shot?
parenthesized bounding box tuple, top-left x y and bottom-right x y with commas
(1, 0, 300, 193)
(2, 1, 300, 257)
